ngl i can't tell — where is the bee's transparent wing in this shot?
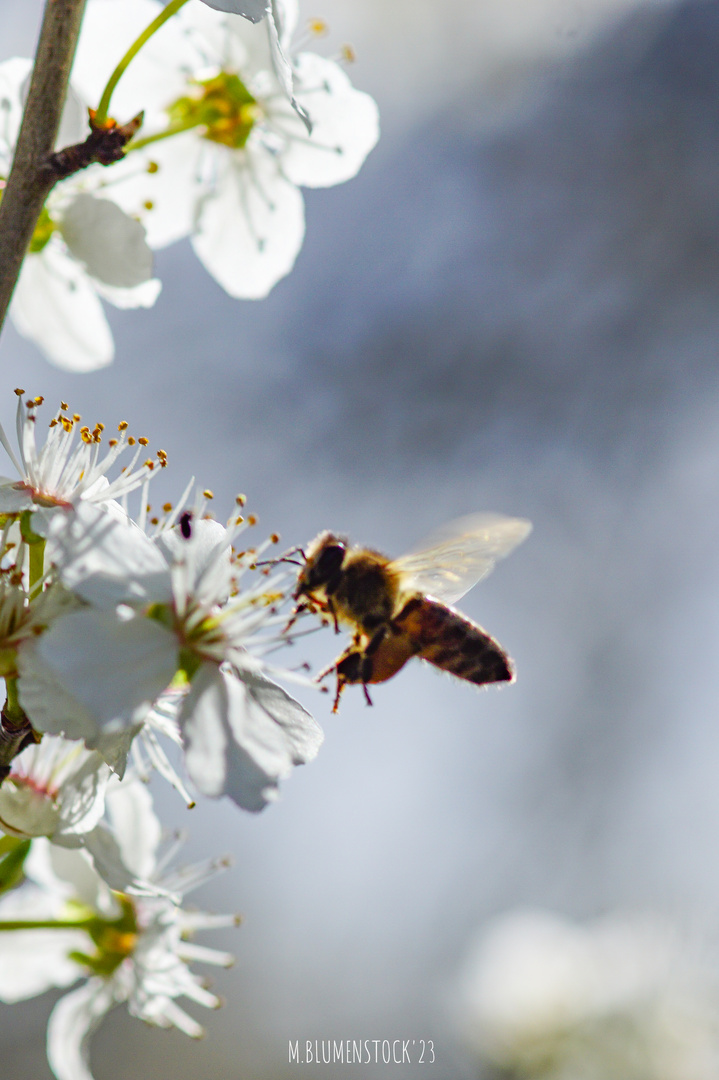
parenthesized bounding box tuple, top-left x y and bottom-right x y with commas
(394, 513, 532, 606)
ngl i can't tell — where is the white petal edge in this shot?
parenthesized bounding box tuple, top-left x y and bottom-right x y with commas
(191, 150, 305, 298)
(10, 244, 113, 372)
(47, 978, 117, 1080)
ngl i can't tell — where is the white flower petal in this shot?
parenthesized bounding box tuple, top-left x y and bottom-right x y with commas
(59, 194, 154, 288)
(86, 134, 200, 250)
(200, 0, 268, 19)
(104, 776, 161, 880)
(0, 482, 35, 514)
(56, 82, 89, 148)
(192, 150, 305, 297)
(180, 663, 293, 811)
(18, 610, 177, 744)
(47, 978, 117, 1080)
(0, 58, 32, 170)
(27, 839, 115, 915)
(95, 276, 161, 309)
(0, 737, 110, 840)
(10, 244, 113, 372)
(279, 53, 380, 188)
(0, 886, 84, 1002)
(237, 667, 322, 764)
(266, 0, 310, 131)
(48, 502, 173, 609)
(156, 517, 233, 604)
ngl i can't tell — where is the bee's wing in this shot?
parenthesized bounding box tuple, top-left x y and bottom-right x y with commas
(393, 513, 532, 606)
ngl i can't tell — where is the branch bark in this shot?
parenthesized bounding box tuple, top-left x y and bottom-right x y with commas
(0, 0, 88, 335)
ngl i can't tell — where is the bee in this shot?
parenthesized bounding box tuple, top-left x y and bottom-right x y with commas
(285, 513, 531, 712)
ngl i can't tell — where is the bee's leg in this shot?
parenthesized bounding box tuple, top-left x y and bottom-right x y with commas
(316, 656, 340, 683)
(326, 597, 340, 634)
(356, 626, 386, 707)
(331, 671, 348, 713)
(282, 601, 308, 635)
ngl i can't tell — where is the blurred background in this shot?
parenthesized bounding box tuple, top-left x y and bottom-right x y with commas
(4, 0, 719, 1075)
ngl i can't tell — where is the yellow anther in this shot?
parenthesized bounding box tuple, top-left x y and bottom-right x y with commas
(60, 401, 68, 411)
(147, 161, 159, 173)
(247, 514, 257, 526)
(270, 533, 280, 543)
(138, 437, 149, 446)
(235, 515, 244, 525)
(341, 43, 356, 62)
(128, 437, 136, 446)
(309, 17, 328, 35)
(144, 200, 154, 210)
(96, 422, 105, 431)
(150, 516, 159, 525)
(203, 489, 214, 499)
(145, 460, 155, 470)
(235, 494, 246, 506)
(34, 396, 44, 405)
(73, 414, 80, 422)
(14, 388, 24, 396)
(49, 419, 57, 428)
(163, 502, 173, 513)
(108, 438, 118, 447)
(118, 421, 129, 431)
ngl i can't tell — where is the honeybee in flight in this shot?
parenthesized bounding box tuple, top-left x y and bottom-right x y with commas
(285, 513, 531, 712)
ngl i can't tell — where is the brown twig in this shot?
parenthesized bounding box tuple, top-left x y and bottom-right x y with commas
(0, 0, 88, 336)
(48, 110, 144, 179)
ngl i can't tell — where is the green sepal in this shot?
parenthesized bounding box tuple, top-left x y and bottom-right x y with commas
(19, 510, 44, 546)
(0, 838, 31, 895)
(0, 647, 18, 678)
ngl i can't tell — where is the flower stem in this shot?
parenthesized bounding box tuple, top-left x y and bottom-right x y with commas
(127, 117, 206, 152)
(0, 917, 95, 932)
(94, 0, 192, 126)
(4, 678, 24, 726)
(29, 539, 45, 592)
(0, 0, 88, 338)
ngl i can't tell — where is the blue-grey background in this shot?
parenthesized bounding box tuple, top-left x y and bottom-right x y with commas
(2, 0, 719, 1076)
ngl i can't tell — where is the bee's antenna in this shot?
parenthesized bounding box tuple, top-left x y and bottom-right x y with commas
(255, 546, 307, 569)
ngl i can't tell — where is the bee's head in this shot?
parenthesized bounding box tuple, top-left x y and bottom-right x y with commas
(294, 531, 347, 600)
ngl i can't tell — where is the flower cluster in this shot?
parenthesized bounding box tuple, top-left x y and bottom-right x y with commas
(0, 389, 322, 1080)
(4, 0, 378, 370)
(455, 908, 719, 1080)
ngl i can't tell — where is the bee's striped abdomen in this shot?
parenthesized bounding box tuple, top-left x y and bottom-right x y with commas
(394, 597, 513, 686)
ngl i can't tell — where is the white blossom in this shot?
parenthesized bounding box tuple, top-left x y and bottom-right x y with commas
(72, 0, 379, 297)
(0, 390, 167, 532)
(0, 58, 160, 371)
(0, 734, 110, 842)
(19, 499, 323, 809)
(455, 908, 719, 1080)
(0, 780, 239, 1080)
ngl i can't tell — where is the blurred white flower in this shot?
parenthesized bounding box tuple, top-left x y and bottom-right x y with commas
(455, 908, 719, 1080)
(0, 735, 110, 842)
(0, 780, 239, 1080)
(0, 58, 160, 371)
(72, 0, 379, 297)
(0, 390, 167, 531)
(19, 500, 323, 810)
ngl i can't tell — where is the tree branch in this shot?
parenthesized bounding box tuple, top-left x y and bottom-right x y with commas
(0, 0, 88, 335)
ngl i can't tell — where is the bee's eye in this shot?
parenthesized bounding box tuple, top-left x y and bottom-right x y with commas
(312, 543, 345, 582)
